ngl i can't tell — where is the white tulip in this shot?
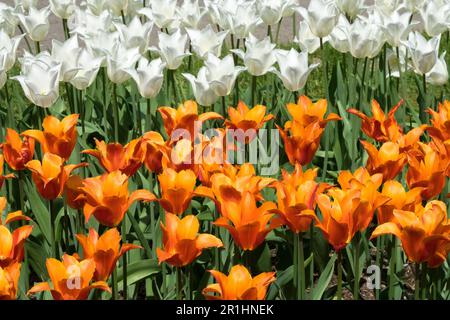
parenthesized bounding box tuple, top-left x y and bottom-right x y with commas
(0, 50, 8, 89)
(403, 31, 440, 75)
(296, 0, 340, 38)
(70, 8, 114, 38)
(204, 53, 246, 96)
(328, 15, 349, 53)
(51, 36, 82, 82)
(182, 67, 219, 106)
(403, 0, 425, 13)
(186, 25, 228, 59)
(374, 0, 402, 15)
(225, 1, 262, 39)
(85, 0, 106, 15)
(85, 31, 120, 61)
(0, 31, 23, 71)
(347, 17, 385, 59)
(176, 0, 207, 29)
(380, 7, 415, 47)
(258, 0, 288, 26)
(19, 51, 59, 74)
(282, 0, 299, 18)
(335, 0, 364, 19)
(105, 42, 141, 84)
(50, 0, 76, 19)
(386, 45, 408, 78)
(138, 0, 178, 29)
(70, 49, 104, 90)
(150, 29, 190, 70)
(294, 21, 324, 54)
(426, 52, 448, 86)
(272, 48, 319, 92)
(114, 16, 153, 54)
(12, 57, 61, 108)
(0, 4, 20, 36)
(14, 0, 38, 11)
(105, 0, 128, 17)
(231, 34, 276, 76)
(17, 6, 51, 42)
(419, 0, 450, 37)
(126, 57, 165, 98)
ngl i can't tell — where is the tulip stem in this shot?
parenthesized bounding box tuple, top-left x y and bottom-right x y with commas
(337, 251, 343, 300)
(275, 19, 283, 45)
(49, 199, 58, 258)
(221, 96, 226, 117)
(18, 25, 33, 53)
(295, 232, 306, 300)
(121, 221, 128, 299)
(101, 68, 108, 137)
(414, 263, 420, 300)
(176, 267, 182, 300)
(35, 41, 40, 54)
(251, 76, 257, 106)
(353, 234, 361, 300)
(112, 83, 119, 142)
(292, 13, 297, 42)
(319, 38, 330, 181)
(62, 19, 70, 40)
(420, 74, 427, 124)
(5, 82, 14, 130)
(388, 236, 398, 300)
(112, 269, 118, 300)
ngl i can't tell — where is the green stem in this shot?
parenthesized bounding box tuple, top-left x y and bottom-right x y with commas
(101, 68, 108, 138)
(292, 13, 297, 41)
(121, 220, 128, 299)
(112, 83, 119, 142)
(112, 269, 118, 300)
(337, 251, 343, 300)
(420, 73, 427, 124)
(275, 19, 283, 44)
(221, 96, 227, 117)
(50, 199, 58, 258)
(388, 236, 397, 300)
(176, 267, 182, 300)
(62, 19, 70, 39)
(414, 263, 420, 300)
(35, 41, 40, 54)
(251, 75, 257, 106)
(297, 232, 305, 300)
(353, 234, 360, 300)
(5, 82, 14, 130)
(146, 98, 152, 132)
(320, 38, 330, 181)
(18, 25, 33, 53)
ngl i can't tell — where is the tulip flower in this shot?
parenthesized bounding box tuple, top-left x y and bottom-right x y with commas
(272, 48, 319, 92)
(0, 4, 19, 36)
(335, 0, 364, 19)
(176, 0, 207, 29)
(214, 191, 279, 251)
(82, 138, 145, 177)
(258, 0, 289, 26)
(406, 143, 447, 200)
(182, 67, 220, 107)
(25, 153, 86, 201)
(0, 155, 14, 189)
(27, 254, 111, 300)
(50, 36, 82, 82)
(150, 29, 190, 70)
(138, 0, 178, 29)
(427, 100, 450, 141)
(71, 9, 114, 40)
(22, 114, 79, 160)
(114, 16, 153, 54)
(204, 53, 246, 97)
(64, 175, 85, 210)
(12, 58, 61, 108)
(296, 0, 339, 38)
(76, 228, 141, 281)
(186, 25, 228, 59)
(80, 170, 156, 227)
(106, 42, 141, 84)
(203, 265, 275, 300)
(346, 16, 385, 59)
(157, 213, 223, 267)
(69, 48, 104, 90)
(348, 99, 403, 142)
(157, 168, 198, 215)
(104, 0, 128, 16)
(380, 7, 415, 48)
(277, 96, 341, 165)
(126, 57, 165, 99)
(142, 131, 167, 173)
(0, 263, 21, 300)
(0, 31, 23, 71)
(231, 34, 276, 76)
(49, 0, 76, 19)
(361, 141, 407, 182)
(17, 6, 51, 42)
(426, 52, 448, 86)
(377, 180, 423, 224)
(294, 21, 323, 54)
(0, 128, 35, 171)
(328, 15, 349, 53)
(371, 200, 450, 268)
(216, 1, 262, 39)
(271, 165, 325, 233)
(419, 1, 450, 37)
(158, 100, 222, 138)
(403, 31, 440, 75)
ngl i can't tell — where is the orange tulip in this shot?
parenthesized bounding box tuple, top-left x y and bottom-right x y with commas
(158, 168, 198, 215)
(361, 140, 407, 181)
(0, 263, 21, 300)
(348, 99, 404, 142)
(157, 213, 223, 267)
(142, 131, 168, 173)
(406, 143, 447, 200)
(76, 228, 141, 281)
(64, 175, 85, 210)
(278, 96, 340, 165)
(161, 138, 199, 174)
(271, 165, 327, 233)
(225, 102, 274, 143)
(0, 198, 33, 267)
(316, 172, 389, 251)
(25, 152, 86, 200)
(80, 170, 156, 227)
(22, 114, 79, 160)
(0, 128, 35, 171)
(203, 265, 275, 300)
(214, 191, 279, 251)
(377, 180, 423, 224)
(82, 138, 145, 176)
(0, 155, 14, 189)
(159, 100, 222, 138)
(371, 200, 450, 268)
(27, 254, 111, 300)
(337, 167, 383, 191)
(427, 100, 450, 141)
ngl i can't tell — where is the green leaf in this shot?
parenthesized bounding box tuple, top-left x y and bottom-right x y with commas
(24, 180, 51, 245)
(117, 259, 160, 291)
(312, 253, 337, 300)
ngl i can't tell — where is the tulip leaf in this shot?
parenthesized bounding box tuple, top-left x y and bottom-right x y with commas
(312, 253, 337, 300)
(24, 179, 52, 245)
(127, 211, 152, 259)
(116, 259, 160, 291)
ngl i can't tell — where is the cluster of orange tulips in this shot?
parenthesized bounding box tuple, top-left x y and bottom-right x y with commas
(0, 96, 449, 300)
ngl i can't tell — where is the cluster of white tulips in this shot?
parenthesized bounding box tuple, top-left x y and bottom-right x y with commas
(0, 0, 448, 111)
